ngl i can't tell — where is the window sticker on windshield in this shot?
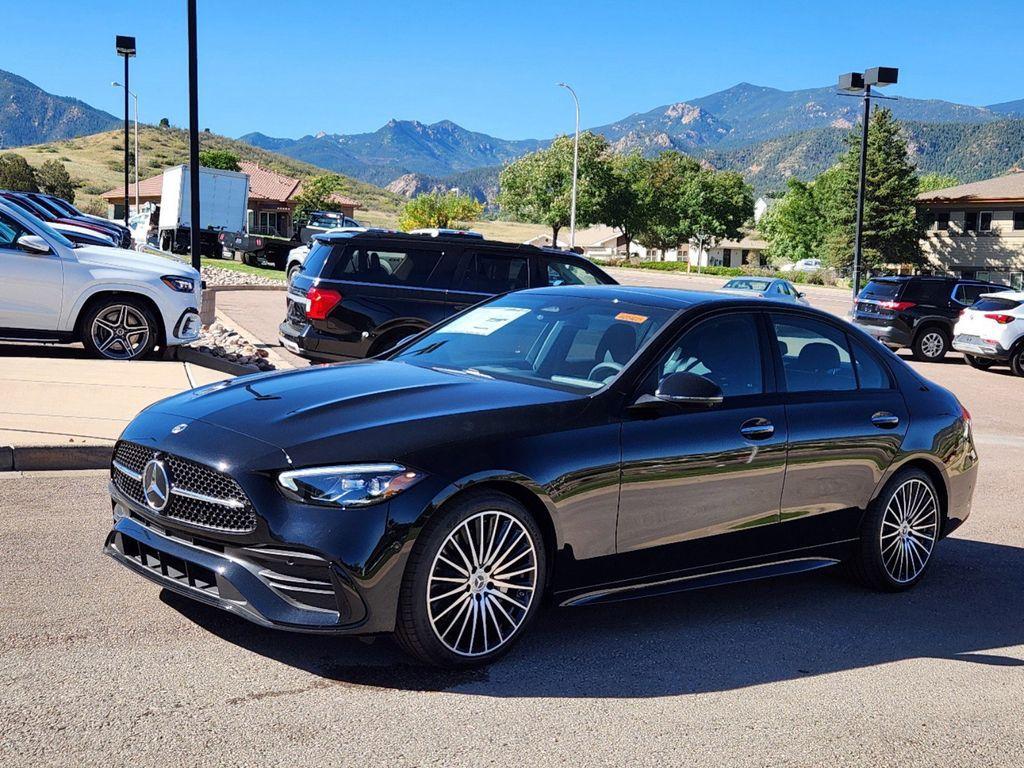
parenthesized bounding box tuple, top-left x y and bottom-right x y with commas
(615, 312, 649, 324)
(438, 307, 531, 336)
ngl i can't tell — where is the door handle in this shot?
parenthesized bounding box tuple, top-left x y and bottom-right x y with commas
(740, 419, 775, 440)
(871, 411, 900, 429)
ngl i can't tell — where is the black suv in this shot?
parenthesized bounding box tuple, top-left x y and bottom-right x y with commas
(279, 231, 616, 361)
(851, 275, 1005, 360)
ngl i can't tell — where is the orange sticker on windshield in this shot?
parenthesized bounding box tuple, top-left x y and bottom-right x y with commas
(615, 312, 648, 324)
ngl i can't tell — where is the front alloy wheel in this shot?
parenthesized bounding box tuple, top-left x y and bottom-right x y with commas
(395, 492, 545, 666)
(83, 300, 157, 360)
(848, 469, 940, 591)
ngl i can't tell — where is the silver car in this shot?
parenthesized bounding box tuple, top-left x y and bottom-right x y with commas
(717, 277, 810, 305)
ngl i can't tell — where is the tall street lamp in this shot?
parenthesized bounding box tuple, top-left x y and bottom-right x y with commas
(115, 35, 136, 227)
(557, 82, 580, 249)
(112, 81, 139, 213)
(838, 66, 899, 299)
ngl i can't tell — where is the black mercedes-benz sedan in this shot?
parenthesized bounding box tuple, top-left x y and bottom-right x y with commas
(105, 286, 978, 667)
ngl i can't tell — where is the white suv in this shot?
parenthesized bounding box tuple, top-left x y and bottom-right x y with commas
(952, 290, 1024, 375)
(0, 199, 201, 360)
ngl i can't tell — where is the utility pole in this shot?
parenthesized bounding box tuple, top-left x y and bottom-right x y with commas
(557, 83, 580, 249)
(187, 0, 201, 271)
(115, 36, 136, 226)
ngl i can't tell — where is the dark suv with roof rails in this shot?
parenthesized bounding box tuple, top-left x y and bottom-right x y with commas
(851, 275, 1006, 361)
(279, 230, 617, 362)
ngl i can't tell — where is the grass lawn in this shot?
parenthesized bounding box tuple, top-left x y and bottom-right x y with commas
(201, 257, 285, 282)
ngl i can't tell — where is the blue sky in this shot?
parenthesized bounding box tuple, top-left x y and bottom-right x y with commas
(7, 0, 1024, 140)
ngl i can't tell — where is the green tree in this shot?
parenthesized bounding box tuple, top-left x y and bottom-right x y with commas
(199, 149, 241, 171)
(686, 169, 755, 269)
(917, 172, 959, 194)
(158, 117, 170, 128)
(759, 177, 823, 265)
(498, 131, 613, 246)
(0, 154, 39, 192)
(605, 152, 658, 258)
(36, 159, 76, 202)
(819, 107, 923, 270)
(635, 151, 703, 256)
(291, 175, 349, 224)
(398, 190, 483, 231)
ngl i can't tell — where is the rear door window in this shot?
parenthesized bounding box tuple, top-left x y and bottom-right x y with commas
(849, 337, 892, 389)
(771, 315, 856, 392)
(955, 283, 994, 305)
(456, 250, 530, 294)
(327, 245, 443, 287)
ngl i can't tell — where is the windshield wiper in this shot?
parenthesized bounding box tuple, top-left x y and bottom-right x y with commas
(429, 365, 493, 380)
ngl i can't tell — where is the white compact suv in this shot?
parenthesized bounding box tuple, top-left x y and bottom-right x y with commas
(952, 290, 1024, 375)
(0, 199, 201, 360)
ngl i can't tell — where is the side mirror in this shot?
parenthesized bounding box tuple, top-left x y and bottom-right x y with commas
(631, 371, 724, 413)
(797, 291, 806, 298)
(17, 234, 51, 255)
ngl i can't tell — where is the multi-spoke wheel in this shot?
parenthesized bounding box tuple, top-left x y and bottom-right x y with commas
(912, 327, 948, 361)
(847, 468, 942, 591)
(82, 298, 158, 360)
(395, 492, 546, 667)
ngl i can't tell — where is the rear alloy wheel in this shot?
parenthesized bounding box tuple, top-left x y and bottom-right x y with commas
(1011, 347, 1024, 377)
(847, 469, 940, 591)
(82, 299, 157, 360)
(395, 493, 545, 667)
(912, 328, 948, 361)
(963, 354, 994, 370)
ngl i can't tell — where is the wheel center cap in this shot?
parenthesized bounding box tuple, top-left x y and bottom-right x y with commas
(470, 571, 488, 594)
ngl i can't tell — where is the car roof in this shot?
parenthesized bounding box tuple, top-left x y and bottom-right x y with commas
(979, 289, 1024, 301)
(515, 284, 769, 310)
(313, 229, 599, 260)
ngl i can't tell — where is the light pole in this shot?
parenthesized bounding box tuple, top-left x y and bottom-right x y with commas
(115, 36, 136, 227)
(112, 81, 139, 213)
(838, 66, 899, 299)
(557, 82, 580, 249)
(187, 0, 201, 271)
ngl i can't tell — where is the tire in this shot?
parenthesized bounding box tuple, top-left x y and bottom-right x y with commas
(394, 491, 547, 667)
(369, 329, 416, 356)
(1011, 346, 1024, 377)
(242, 252, 258, 267)
(911, 326, 949, 361)
(964, 354, 994, 370)
(286, 263, 302, 283)
(80, 297, 159, 361)
(846, 468, 941, 592)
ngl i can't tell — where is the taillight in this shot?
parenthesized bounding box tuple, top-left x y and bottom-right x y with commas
(306, 286, 342, 320)
(984, 313, 1014, 325)
(877, 300, 916, 311)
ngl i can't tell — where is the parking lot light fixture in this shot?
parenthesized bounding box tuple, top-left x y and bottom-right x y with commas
(112, 82, 140, 213)
(115, 36, 136, 227)
(837, 66, 899, 299)
(557, 83, 580, 249)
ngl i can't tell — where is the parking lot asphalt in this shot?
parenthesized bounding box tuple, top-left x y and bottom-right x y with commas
(2, 275, 1023, 767)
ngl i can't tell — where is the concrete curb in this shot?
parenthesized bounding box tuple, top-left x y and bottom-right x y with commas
(172, 346, 261, 377)
(2, 443, 114, 471)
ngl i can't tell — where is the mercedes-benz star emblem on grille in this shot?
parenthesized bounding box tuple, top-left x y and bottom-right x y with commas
(142, 459, 171, 512)
(171, 423, 188, 434)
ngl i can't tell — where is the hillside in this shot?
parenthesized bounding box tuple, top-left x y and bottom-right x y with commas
(7, 126, 404, 215)
(0, 69, 120, 147)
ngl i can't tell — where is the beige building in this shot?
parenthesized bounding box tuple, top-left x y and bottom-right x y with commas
(917, 172, 1024, 289)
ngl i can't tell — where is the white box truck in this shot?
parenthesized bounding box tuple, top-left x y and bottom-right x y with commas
(157, 165, 249, 257)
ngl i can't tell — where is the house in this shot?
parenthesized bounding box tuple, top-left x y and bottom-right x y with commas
(525, 226, 656, 261)
(916, 172, 1024, 289)
(686, 234, 768, 268)
(101, 161, 361, 237)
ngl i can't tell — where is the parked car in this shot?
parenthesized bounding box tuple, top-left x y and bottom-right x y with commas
(717, 277, 810, 305)
(284, 225, 370, 282)
(952, 290, 1024, 375)
(781, 258, 821, 273)
(105, 285, 977, 667)
(279, 231, 617, 361)
(0, 190, 131, 248)
(850, 275, 1006, 361)
(23, 190, 133, 247)
(0, 198, 201, 360)
(298, 210, 364, 245)
(0, 195, 114, 247)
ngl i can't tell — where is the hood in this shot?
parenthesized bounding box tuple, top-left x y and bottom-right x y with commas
(73, 245, 198, 279)
(144, 360, 581, 467)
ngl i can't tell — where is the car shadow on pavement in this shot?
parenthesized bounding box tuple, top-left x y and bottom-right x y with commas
(0, 341, 88, 358)
(161, 536, 1024, 698)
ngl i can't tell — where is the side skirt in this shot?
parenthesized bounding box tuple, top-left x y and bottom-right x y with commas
(559, 555, 843, 608)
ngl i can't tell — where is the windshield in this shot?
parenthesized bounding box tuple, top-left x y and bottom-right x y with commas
(1, 199, 75, 249)
(724, 279, 771, 291)
(392, 293, 675, 393)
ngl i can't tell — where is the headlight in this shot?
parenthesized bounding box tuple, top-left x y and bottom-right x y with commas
(161, 275, 195, 292)
(277, 464, 422, 508)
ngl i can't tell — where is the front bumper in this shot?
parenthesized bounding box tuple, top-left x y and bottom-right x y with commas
(952, 334, 1010, 361)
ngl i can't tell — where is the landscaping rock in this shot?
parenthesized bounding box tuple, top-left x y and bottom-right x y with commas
(188, 320, 277, 372)
(201, 264, 285, 288)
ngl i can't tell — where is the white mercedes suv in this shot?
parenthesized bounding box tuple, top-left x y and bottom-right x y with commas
(0, 199, 201, 360)
(952, 290, 1024, 375)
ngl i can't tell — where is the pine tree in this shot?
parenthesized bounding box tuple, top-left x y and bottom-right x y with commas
(820, 108, 923, 270)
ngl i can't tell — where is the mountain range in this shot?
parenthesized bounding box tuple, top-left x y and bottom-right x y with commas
(0, 69, 119, 148)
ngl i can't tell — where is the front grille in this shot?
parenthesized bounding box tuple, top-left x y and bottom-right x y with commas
(114, 531, 220, 595)
(112, 441, 257, 533)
